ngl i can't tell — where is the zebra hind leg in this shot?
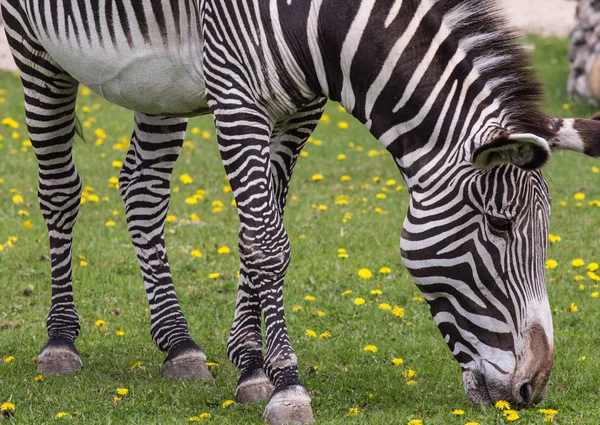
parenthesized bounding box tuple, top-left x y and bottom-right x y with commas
(3, 2, 83, 375)
(119, 112, 211, 380)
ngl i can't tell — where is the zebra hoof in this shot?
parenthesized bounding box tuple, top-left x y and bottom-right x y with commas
(263, 386, 315, 425)
(161, 340, 213, 380)
(235, 369, 275, 404)
(37, 338, 83, 375)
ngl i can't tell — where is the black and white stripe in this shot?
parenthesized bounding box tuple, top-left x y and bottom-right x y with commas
(4, 0, 600, 422)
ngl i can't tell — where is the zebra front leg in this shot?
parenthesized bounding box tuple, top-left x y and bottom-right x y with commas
(213, 107, 314, 425)
(230, 97, 326, 405)
(229, 273, 274, 403)
(119, 112, 211, 380)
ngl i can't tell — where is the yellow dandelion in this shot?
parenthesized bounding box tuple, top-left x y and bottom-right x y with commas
(545, 260, 558, 269)
(304, 295, 315, 301)
(209, 273, 220, 279)
(451, 409, 464, 415)
(217, 246, 230, 254)
(180, 174, 193, 184)
(337, 154, 346, 160)
(379, 303, 392, 310)
(347, 407, 359, 417)
(311, 174, 324, 181)
(116, 388, 128, 396)
(340, 175, 351, 182)
(392, 358, 404, 366)
(292, 305, 302, 312)
(363, 345, 378, 353)
(23, 220, 33, 229)
(12, 195, 23, 204)
(406, 380, 417, 385)
(4, 356, 14, 364)
(105, 221, 116, 227)
(548, 234, 561, 243)
(571, 258, 585, 267)
(56, 412, 69, 419)
(191, 249, 203, 258)
(357, 268, 373, 279)
(371, 289, 383, 295)
(407, 419, 422, 425)
(392, 306, 405, 318)
(341, 290, 352, 296)
(305, 329, 317, 338)
(569, 303, 578, 312)
(574, 192, 586, 201)
(495, 400, 510, 410)
(354, 297, 365, 306)
(379, 267, 391, 274)
(221, 400, 234, 409)
(1, 402, 15, 412)
(319, 332, 331, 339)
(34, 374, 43, 382)
(588, 262, 599, 272)
(115, 330, 125, 336)
(338, 121, 349, 129)
(95, 319, 106, 328)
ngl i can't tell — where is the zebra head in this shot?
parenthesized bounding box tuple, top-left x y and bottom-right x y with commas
(399, 119, 600, 408)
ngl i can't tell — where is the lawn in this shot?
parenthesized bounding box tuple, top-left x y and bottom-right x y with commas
(1, 35, 600, 425)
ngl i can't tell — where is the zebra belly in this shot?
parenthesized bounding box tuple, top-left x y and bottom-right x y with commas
(36, 36, 209, 116)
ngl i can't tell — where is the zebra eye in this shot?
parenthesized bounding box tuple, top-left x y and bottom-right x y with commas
(486, 214, 512, 232)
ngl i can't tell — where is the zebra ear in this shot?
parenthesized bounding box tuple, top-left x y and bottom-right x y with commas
(472, 132, 551, 170)
(549, 117, 600, 157)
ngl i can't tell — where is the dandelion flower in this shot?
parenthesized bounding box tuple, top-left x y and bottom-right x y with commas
(115, 330, 125, 336)
(105, 221, 116, 227)
(12, 195, 23, 204)
(338, 121, 349, 129)
(319, 332, 331, 339)
(357, 268, 373, 279)
(451, 409, 464, 415)
(571, 258, 585, 267)
(341, 290, 352, 296)
(191, 250, 203, 258)
(392, 306, 405, 318)
(407, 420, 422, 425)
(548, 234, 561, 243)
(179, 174, 193, 184)
(392, 358, 404, 366)
(403, 369, 416, 378)
(209, 273, 220, 279)
(56, 412, 69, 419)
(363, 345, 378, 353)
(379, 303, 392, 310)
(545, 260, 558, 269)
(347, 407, 359, 417)
(574, 192, 586, 201)
(588, 263, 599, 272)
(311, 174, 324, 181)
(354, 297, 365, 306)
(116, 388, 128, 396)
(370, 289, 382, 295)
(379, 267, 391, 274)
(95, 319, 106, 328)
(34, 375, 43, 382)
(569, 303, 578, 312)
(305, 329, 317, 338)
(292, 305, 302, 312)
(217, 246, 230, 254)
(495, 400, 510, 410)
(4, 356, 14, 364)
(221, 400, 234, 409)
(304, 295, 315, 301)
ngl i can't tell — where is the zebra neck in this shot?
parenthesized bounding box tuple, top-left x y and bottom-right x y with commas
(300, 0, 553, 179)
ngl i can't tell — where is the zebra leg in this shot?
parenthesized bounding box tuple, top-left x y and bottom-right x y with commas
(230, 98, 327, 405)
(212, 106, 315, 425)
(4, 12, 83, 374)
(119, 112, 212, 380)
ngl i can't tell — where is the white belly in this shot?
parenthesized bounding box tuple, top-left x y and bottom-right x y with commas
(35, 17, 209, 116)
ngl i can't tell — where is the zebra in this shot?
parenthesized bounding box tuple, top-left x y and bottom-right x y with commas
(3, 0, 600, 424)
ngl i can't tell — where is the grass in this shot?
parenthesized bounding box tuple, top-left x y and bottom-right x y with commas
(1, 35, 600, 424)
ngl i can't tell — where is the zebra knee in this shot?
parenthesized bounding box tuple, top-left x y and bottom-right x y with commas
(239, 229, 291, 280)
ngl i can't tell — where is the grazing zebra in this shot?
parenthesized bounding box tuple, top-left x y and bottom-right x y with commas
(3, 0, 600, 424)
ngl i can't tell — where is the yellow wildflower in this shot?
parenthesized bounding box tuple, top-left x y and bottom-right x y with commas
(116, 388, 128, 396)
(180, 174, 193, 184)
(95, 319, 106, 328)
(569, 303, 578, 312)
(379, 303, 392, 310)
(221, 400, 234, 409)
(191, 250, 202, 258)
(571, 258, 585, 267)
(337, 154, 346, 160)
(217, 246, 230, 254)
(4, 356, 14, 364)
(403, 369, 416, 378)
(305, 295, 315, 301)
(545, 260, 558, 269)
(357, 268, 373, 279)
(392, 358, 404, 366)
(451, 409, 464, 415)
(495, 400, 510, 410)
(105, 221, 116, 227)
(311, 174, 324, 181)
(347, 407, 359, 417)
(354, 297, 365, 306)
(588, 263, 599, 272)
(208, 273, 220, 279)
(392, 306, 405, 318)
(370, 289, 383, 295)
(341, 290, 352, 296)
(338, 121, 349, 129)
(56, 412, 69, 419)
(363, 345, 378, 353)
(305, 329, 317, 338)
(34, 375, 43, 382)
(12, 195, 23, 204)
(379, 267, 391, 274)
(407, 419, 422, 425)
(574, 192, 586, 201)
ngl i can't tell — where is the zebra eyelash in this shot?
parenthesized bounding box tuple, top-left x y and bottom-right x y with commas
(485, 213, 512, 233)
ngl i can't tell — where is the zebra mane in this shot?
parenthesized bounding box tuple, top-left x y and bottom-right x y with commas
(437, 0, 554, 140)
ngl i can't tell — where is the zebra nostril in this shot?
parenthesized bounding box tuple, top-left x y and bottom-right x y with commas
(517, 382, 533, 406)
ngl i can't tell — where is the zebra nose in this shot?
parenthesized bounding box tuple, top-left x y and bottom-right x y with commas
(515, 381, 533, 406)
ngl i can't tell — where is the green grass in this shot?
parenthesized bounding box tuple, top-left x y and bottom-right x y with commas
(1, 35, 600, 424)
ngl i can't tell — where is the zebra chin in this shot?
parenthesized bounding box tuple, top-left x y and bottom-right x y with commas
(461, 323, 554, 409)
